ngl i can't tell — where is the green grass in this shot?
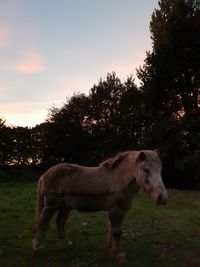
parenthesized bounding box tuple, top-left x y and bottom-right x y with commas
(0, 182, 200, 267)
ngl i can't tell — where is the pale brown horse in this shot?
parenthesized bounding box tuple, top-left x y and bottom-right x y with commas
(32, 150, 167, 263)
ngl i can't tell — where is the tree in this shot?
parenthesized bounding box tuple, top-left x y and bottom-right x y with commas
(137, 0, 200, 188)
(116, 75, 143, 149)
(85, 73, 141, 163)
(29, 123, 48, 166)
(46, 93, 90, 165)
(8, 127, 31, 166)
(85, 73, 124, 161)
(0, 117, 9, 166)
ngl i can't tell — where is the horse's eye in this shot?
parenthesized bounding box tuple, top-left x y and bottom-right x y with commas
(144, 168, 149, 174)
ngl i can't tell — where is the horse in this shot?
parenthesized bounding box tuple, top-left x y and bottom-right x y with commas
(32, 150, 167, 264)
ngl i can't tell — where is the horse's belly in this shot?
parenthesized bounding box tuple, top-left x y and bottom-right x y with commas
(64, 193, 117, 212)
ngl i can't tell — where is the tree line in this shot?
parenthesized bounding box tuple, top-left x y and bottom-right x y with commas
(0, 0, 199, 189)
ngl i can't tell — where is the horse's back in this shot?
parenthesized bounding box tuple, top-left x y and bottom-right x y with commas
(40, 162, 106, 194)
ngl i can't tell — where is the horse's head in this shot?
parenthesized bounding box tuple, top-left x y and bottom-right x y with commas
(136, 150, 168, 205)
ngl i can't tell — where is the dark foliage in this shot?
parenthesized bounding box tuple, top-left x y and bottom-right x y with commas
(137, 0, 200, 188)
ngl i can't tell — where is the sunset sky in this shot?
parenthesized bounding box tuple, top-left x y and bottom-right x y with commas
(0, 0, 158, 127)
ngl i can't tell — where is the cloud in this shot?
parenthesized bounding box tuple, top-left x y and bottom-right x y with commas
(4, 51, 46, 73)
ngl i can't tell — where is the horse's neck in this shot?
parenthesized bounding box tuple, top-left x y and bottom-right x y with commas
(112, 163, 137, 187)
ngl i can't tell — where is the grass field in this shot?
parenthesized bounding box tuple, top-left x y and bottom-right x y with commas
(0, 182, 200, 267)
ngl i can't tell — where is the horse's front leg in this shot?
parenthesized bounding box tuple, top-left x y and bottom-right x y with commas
(56, 207, 72, 249)
(107, 209, 126, 264)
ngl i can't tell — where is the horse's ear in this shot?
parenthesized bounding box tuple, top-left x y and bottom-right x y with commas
(138, 151, 146, 162)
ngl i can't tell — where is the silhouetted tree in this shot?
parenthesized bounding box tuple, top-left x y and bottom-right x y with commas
(84, 73, 124, 161)
(8, 127, 31, 166)
(83, 73, 141, 163)
(29, 123, 48, 166)
(46, 93, 90, 165)
(137, 0, 200, 188)
(0, 117, 10, 166)
(118, 76, 143, 149)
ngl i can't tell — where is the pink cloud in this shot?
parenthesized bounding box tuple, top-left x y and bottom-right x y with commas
(4, 51, 46, 73)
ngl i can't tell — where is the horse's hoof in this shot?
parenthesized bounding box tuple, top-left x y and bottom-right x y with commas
(32, 238, 45, 253)
(57, 239, 73, 250)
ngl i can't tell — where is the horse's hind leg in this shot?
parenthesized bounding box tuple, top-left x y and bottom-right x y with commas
(107, 209, 126, 264)
(56, 207, 72, 249)
(33, 207, 56, 251)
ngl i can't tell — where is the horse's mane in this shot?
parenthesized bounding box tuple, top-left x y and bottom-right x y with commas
(99, 152, 129, 170)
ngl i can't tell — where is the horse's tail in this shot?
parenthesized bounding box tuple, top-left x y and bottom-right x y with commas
(35, 176, 44, 226)
(32, 176, 45, 249)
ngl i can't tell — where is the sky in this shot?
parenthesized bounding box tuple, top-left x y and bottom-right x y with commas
(0, 0, 158, 127)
